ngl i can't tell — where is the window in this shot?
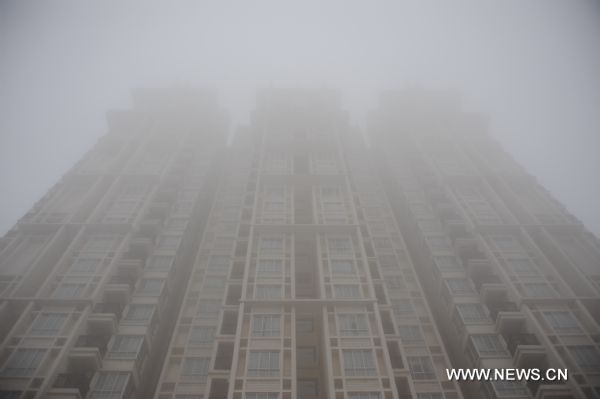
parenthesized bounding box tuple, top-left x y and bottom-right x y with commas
(407, 356, 436, 380)
(456, 303, 490, 324)
(89, 372, 130, 399)
(137, 279, 164, 296)
(471, 334, 508, 357)
(411, 204, 432, 219)
(469, 202, 501, 223)
(385, 276, 406, 291)
(523, 283, 557, 298)
(181, 357, 210, 381)
(214, 237, 235, 251)
(107, 335, 145, 359)
(245, 394, 278, 399)
(426, 236, 452, 251)
(569, 346, 600, 370)
(338, 314, 369, 336)
(505, 257, 539, 276)
(446, 279, 474, 295)
(265, 152, 290, 174)
(203, 276, 226, 291)
(69, 256, 102, 274)
(343, 349, 377, 376)
(208, 255, 230, 271)
(264, 202, 285, 213)
(247, 351, 279, 377)
(433, 256, 461, 271)
(543, 311, 582, 334)
(377, 255, 398, 271)
(255, 285, 282, 300)
(347, 394, 381, 399)
(189, 326, 216, 345)
(157, 235, 181, 251)
(331, 260, 354, 275)
(490, 235, 524, 253)
(104, 201, 137, 221)
(257, 259, 283, 278)
(373, 237, 393, 251)
(123, 304, 155, 324)
(490, 381, 528, 397)
(418, 220, 442, 233)
(296, 318, 314, 333)
(328, 238, 353, 257)
(321, 185, 343, 199)
(197, 300, 221, 317)
(263, 186, 286, 214)
(30, 313, 67, 336)
(313, 151, 338, 172)
(334, 285, 361, 299)
(166, 218, 187, 231)
(416, 393, 444, 399)
(81, 236, 119, 253)
(146, 256, 174, 271)
(391, 299, 415, 319)
(1, 349, 46, 377)
(265, 186, 286, 201)
(252, 315, 281, 337)
(398, 325, 425, 346)
(298, 379, 318, 398)
(259, 237, 284, 253)
(52, 283, 85, 299)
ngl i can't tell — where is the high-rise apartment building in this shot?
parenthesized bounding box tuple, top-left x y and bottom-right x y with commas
(0, 88, 599, 399)
(370, 90, 600, 399)
(0, 88, 228, 399)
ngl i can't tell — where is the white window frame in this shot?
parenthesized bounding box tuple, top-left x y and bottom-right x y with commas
(338, 314, 369, 336)
(247, 351, 280, 377)
(342, 349, 377, 376)
(252, 315, 281, 337)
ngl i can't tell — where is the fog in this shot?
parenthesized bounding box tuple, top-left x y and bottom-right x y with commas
(1, 1, 600, 235)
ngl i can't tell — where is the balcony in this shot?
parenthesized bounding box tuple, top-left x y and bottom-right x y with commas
(534, 384, 573, 399)
(52, 371, 93, 398)
(506, 333, 545, 367)
(488, 301, 518, 320)
(75, 334, 108, 357)
(436, 203, 460, 220)
(466, 258, 492, 277)
(445, 218, 468, 238)
(87, 313, 117, 335)
(496, 311, 526, 335)
(455, 236, 481, 259)
(472, 273, 502, 292)
(68, 347, 102, 372)
(45, 388, 83, 399)
(93, 302, 124, 319)
(128, 237, 154, 258)
(139, 219, 162, 236)
(208, 379, 229, 399)
(428, 189, 449, 203)
(515, 345, 546, 368)
(115, 259, 143, 281)
(480, 282, 508, 303)
(103, 283, 131, 304)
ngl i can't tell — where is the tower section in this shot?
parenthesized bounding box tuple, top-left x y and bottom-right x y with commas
(370, 89, 600, 399)
(0, 88, 227, 399)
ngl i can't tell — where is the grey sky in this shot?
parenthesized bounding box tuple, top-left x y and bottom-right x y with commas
(1, 1, 599, 235)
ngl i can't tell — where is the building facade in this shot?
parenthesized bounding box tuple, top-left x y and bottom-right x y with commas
(0, 88, 599, 399)
(370, 90, 600, 399)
